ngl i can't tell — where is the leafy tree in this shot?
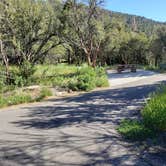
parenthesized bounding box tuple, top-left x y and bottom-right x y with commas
(99, 17, 131, 65)
(0, 0, 64, 82)
(0, 0, 62, 65)
(150, 27, 166, 66)
(119, 33, 149, 64)
(62, 0, 106, 67)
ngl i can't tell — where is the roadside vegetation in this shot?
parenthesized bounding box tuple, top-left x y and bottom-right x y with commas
(118, 86, 166, 141)
(0, 64, 108, 108)
(143, 64, 166, 73)
(0, 0, 166, 110)
(33, 64, 108, 91)
(0, 87, 52, 108)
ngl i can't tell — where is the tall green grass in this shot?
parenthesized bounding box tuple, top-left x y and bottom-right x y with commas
(0, 64, 109, 107)
(0, 87, 52, 108)
(34, 64, 109, 91)
(118, 85, 166, 140)
(117, 120, 154, 141)
(142, 86, 166, 131)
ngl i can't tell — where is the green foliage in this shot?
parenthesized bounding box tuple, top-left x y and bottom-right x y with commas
(142, 86, 166, 131)
(0, 0, 62, 65)
(75, 67, 96, 91)
(68, 66, 109, 91)
(34, 64, 109, 91)
(95, 67, 109, 87)
(117, 120, 154, 141)
(144, 65, 158, 71)
(0, 77, 5, 92)
(0, 93, 32, 108)
(34, 64, 78, 88)
(7, 62, 36, 87)
(36, 87, 52, 101)
(19, 61, 36, 80)
(62, 0, 107, 66)
(118, 86, 166, 141)
(0, 87, 52, 108)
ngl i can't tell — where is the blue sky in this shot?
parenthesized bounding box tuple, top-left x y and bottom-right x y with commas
(104, 0, 166, 22)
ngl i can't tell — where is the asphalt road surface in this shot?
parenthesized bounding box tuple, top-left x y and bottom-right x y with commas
(0, 70, 166, 166)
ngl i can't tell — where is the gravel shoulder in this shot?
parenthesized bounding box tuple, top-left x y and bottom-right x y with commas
(0, 70, 166, 166)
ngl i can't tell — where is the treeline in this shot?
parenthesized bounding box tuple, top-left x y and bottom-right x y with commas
(0, 0, 166, 79)
(110, 11, 166, 36)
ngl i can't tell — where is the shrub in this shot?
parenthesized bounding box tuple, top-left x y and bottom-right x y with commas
(8, 62, 36, 87)
(0, 78, 5, 92)
(144, 65, 158, 71)
(68, 78, 79, 91)
(19, 61, 36, 79)
(36, 87, 52, 101)
(142, 86, 166, 131)
(6, 64, 109, 92)
(68, 66, 109, 91)
(117, 120, 154, 141)
(77, 73, 96, 91)
(95, 75, 109, 87)
(95, 67, 109, 87)
(14, 61, 36, 86)
(68, 67, 96, 91)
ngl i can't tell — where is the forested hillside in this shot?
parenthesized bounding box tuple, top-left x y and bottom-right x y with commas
(109, 11, 166, 36)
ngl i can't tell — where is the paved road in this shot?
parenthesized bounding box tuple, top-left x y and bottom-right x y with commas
(0, 71, 166, 166)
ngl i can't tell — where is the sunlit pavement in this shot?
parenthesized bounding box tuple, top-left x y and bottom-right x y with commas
(0, 70, 166, 166)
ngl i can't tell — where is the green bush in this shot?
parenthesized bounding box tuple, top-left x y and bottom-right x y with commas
(142, 86, 166, 131)
(8, 62, 36, 87)
(36, 87, 52, 101)
(0, 78, 5, 92)
(68, 67, 96, 91)
(117, 120, 154, 141)
(95, 75, 109, 87)
(144, 65, 158, 71)
(68, 67, 109, 91)
(7, 94, 32, 106)
(77, 74, 96, 91)
(19, 61, 36, 80)
(94, 67, 109, 87)
(3, 64, 109, 92)
(68, 78, 79, 91)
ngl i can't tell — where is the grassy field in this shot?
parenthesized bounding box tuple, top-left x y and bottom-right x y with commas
(0, 64, 109, 107)
(33, 64, 109, 91)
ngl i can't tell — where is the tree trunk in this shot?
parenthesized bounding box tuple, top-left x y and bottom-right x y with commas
(154, 55, 159, 67)
(87, 53, 92, 66)
(92, 48, 100, 68)
(92, 53, 97, 68)
(83, 47, 92, 66)
(0, 40, 10, 83)
(67, 49, 72, 64)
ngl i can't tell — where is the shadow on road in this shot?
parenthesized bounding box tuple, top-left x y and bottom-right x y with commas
(0, 82, 165, 166)
(12, 84, 157, 129)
